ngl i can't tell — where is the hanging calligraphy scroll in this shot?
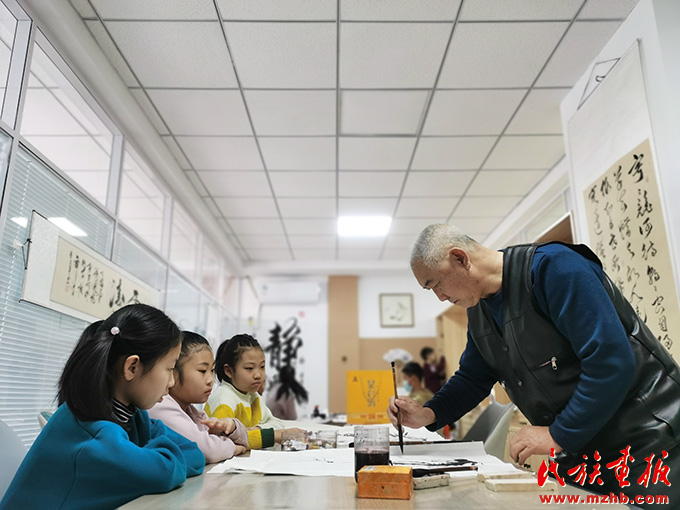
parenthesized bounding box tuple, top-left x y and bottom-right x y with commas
(22, 211, 159, 322)
(583, 139, 679, 357)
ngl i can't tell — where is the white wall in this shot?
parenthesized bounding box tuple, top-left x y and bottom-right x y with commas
(250, 278, 329, 418)
(358, 271, 451, 339)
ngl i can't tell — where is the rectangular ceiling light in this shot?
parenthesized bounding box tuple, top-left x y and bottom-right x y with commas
(48, 217, 88, 237)
(338, 216, 392, 237)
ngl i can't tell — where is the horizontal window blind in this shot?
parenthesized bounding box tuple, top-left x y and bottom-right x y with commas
(0, 145, 114, 446)
(112, 227, 167, 291)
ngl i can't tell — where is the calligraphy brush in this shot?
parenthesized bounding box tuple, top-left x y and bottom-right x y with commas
(391, 361, 404, 453)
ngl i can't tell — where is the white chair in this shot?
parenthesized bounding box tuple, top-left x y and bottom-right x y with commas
(482, 403, 516, 461)
(0, 419, 27, 499)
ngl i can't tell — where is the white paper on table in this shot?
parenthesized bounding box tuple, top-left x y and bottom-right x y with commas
(208, 440, 524, 479)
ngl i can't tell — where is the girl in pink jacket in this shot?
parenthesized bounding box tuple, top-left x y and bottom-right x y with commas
(149, 331, 249, 463)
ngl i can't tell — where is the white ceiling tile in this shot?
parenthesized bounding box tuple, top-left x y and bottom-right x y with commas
(218, 218, 234, 234)
(225, 22, 336, 88)
(105, 21, 237, 87)
(245, 90, 335, 136)
(176, 137, 263, 170)
(484, 135, 564, 169)
(284, 218, 337, 235)
(259, 137, 335, 170)
(338, 237, 384, 249)
(185, 170, 209, 196)
(340, 23, 451, 88)
(340, 90, 428, 136)
(385, 235, 416, 249)
(390, 218, 445, 235)
(71, 0, 96, 18)
(382, 248, 411, 261)
(578, 0, 639, 20)
(460, 0, 581, 20)
(90, 0, 216, 19)
(466, 170, 547, 196)
(198, 171, 272, 197)
(339, 138, 415, 170)
(247, 248, 292, 261)
(454, 196, 523, 217)
(228, 218, 285, 236)
(338, 198, 397, 216)
(84, 21, 140, 87)
(403, 171, 475, 196)
(239, 235, 288, 249)
(536, 21, 621, 87)
(439, 22, 568, 88)
(130, 89, 169, 135)
(161, 136, 191, 169)
(339, 171, 404, 197)
(218, 0, 336, 20)
(342, 0, 461, 21)
(448, 217, 501, 233)
(396, 197, 458, 218)
(424, 90, 526, 136)
(412, 137, 496, 170)
(215, 197, 279, 217)
(505, 88, 569, 135)
(288, 235, 336, 249)
(148, 89, 251, 136)
(278, 198, 336, 218)
(269, 172, 335, 197)
(338, 248, 382, 260)
(294, 249, 336, 260)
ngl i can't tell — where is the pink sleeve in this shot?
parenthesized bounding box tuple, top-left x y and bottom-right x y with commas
(226, 418, 249, 448)
(149, 397, 238, 464)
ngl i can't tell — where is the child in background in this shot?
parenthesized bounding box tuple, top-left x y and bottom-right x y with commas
(0, 304, 204, 510)
(420, 346, 447, 394)
(401, 361, 435, 405)
(148, 331, 249, 463)
(205, 334, 305, 449)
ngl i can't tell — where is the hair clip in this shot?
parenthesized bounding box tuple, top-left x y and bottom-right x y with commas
(110, 326, 120, 336)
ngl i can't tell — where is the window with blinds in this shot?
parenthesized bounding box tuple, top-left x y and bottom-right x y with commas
(0, 145, 114, 446)
(112, 226, 167, 293)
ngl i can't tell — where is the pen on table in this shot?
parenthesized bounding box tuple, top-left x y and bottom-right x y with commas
(391, 361, 404, 453)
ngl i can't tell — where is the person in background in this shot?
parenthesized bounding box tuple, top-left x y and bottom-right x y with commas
(1, 304, 204, 510)
(205, 334, 305, 449)
(401, 361, 434, 406)
(420, 346, 447, 394)
(148, 331, 249, 463)
(266, 365, 309, 420)
(389, 223, 680, 508)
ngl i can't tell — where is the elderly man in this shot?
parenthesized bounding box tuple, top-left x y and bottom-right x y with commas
(388, 223, 680, 507)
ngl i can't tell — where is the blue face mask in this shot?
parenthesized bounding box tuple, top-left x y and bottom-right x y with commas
(403, 381, 412, 393)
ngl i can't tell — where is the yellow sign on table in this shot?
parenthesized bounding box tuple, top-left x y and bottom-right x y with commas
(346, 370, 392, 424)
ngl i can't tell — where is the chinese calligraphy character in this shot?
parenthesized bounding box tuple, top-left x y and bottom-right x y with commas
(606, 446, 634, 488)
(538, 449, 566, 487)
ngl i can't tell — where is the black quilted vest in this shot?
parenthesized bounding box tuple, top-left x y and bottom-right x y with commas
(467, 242, 680, 457)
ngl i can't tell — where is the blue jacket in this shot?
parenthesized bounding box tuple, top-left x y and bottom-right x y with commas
(1, 403, 204, 509)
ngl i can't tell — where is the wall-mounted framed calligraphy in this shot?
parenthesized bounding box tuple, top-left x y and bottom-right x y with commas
(21, 211, 159, 322)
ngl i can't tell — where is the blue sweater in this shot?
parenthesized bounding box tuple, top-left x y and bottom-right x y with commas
(425, 243, 636, 452)
(1, 403, 205, 510)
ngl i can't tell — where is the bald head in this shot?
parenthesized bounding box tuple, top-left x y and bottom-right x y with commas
(411, 224, 479, 269)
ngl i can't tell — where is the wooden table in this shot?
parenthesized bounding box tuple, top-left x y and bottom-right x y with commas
(121, 470, 632, 509)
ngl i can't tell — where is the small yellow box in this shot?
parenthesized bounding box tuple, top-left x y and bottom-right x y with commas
(357, 465, 413, 500)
